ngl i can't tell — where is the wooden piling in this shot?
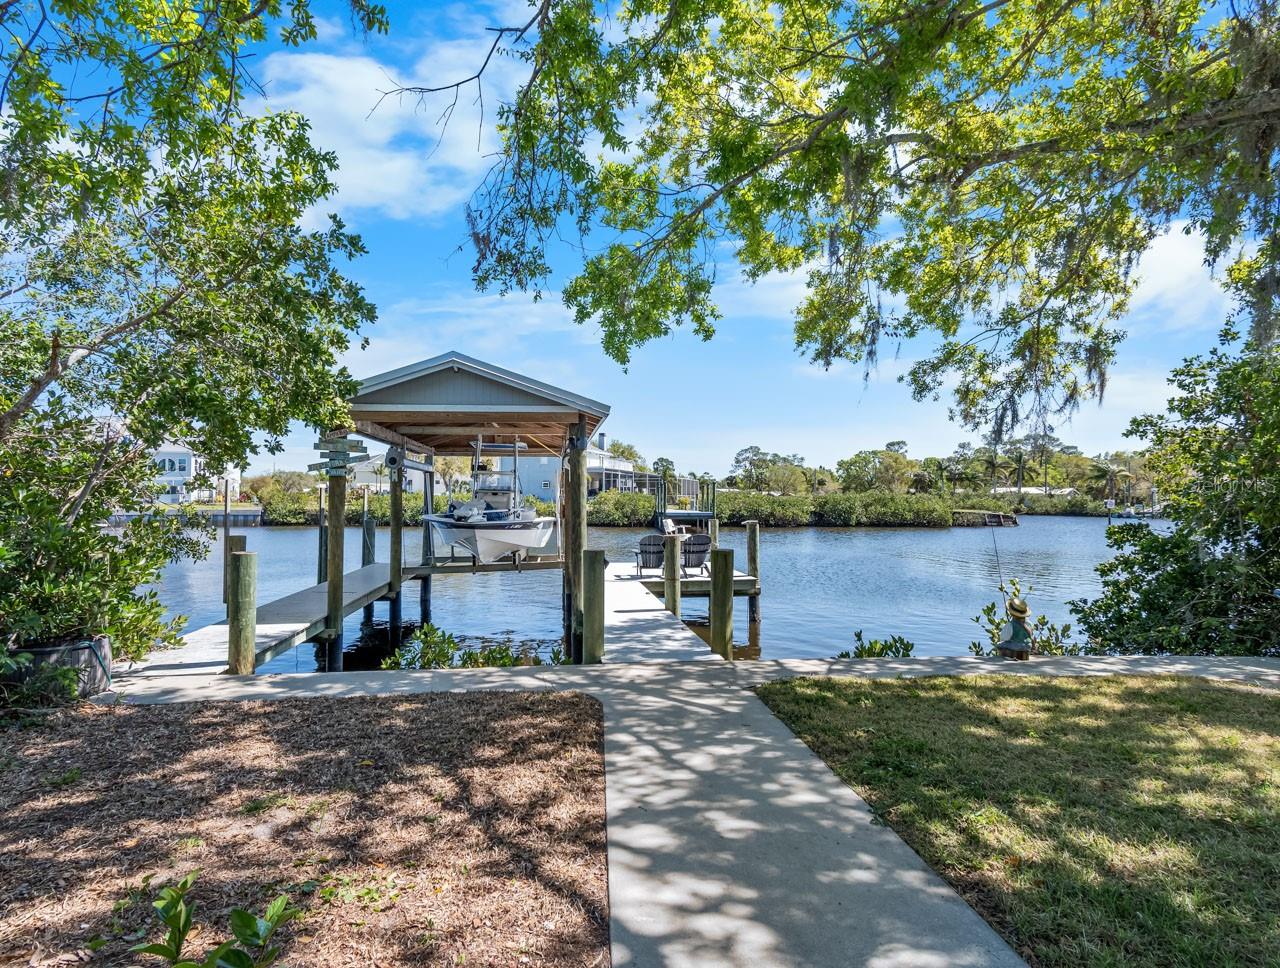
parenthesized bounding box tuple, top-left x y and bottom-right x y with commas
(663, 534, 682, 618)
(316, 522, 328, 584)
(709, 517, 719, 549)
(325, 471, 346, 672)
(745, 519, 761, 623)
(561, 454, 574, 652)
(582, 549, 605, 664)
(227, 550, 257, 675)
(388, 459, 403, 640)
(565, 417, 588, 662)
(316, 484, 328, 584)
(223, 534, 246, 612)
(361, 516, 376, 625)
(420, 469, 435, 625)
(220, 479, 232, 599)
(710, 547, 734, 660)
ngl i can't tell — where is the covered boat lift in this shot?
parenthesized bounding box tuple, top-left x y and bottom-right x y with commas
(320, 351, 609, 668)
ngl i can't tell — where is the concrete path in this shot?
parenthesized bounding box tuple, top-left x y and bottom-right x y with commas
(108, 654, 1280, 967)
(602, 562, 718, 662)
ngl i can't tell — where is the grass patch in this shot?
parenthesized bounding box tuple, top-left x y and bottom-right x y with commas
(1, 691, 607, 967)
(757, 674, 1280, 967)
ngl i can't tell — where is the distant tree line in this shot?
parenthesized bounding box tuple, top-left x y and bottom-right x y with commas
(717, 437, 1152, 504)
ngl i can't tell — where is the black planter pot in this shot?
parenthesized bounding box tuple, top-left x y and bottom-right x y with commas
(13, 635, 112, 697)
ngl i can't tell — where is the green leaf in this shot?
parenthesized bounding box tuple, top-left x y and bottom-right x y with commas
(228, 909, 263, 947)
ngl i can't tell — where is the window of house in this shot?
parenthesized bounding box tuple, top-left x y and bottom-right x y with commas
(177, 458, 188, 473)
(541, 481, 551, 490)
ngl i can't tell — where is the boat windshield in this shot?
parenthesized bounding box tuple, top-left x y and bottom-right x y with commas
(473, 471, 515, 491)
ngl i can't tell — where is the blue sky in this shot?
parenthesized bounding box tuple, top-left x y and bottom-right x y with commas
(244, 1, 1235, 477)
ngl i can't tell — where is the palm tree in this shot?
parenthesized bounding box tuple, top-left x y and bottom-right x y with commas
(942, 456, 977, 495)
(975, 450, 1014, 493)
(1007, 447, 1031, 492)
(1088, 458, 1133, 501)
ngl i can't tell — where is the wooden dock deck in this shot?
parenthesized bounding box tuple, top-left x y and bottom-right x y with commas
(131, 563, 394, 679)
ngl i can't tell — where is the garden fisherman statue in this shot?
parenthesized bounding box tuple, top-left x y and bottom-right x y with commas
(996, 597, 1034, 660)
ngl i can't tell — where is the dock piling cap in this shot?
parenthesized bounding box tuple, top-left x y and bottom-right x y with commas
(1007, 597, 1030, 618)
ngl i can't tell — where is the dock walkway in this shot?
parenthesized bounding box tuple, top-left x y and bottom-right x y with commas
(125, 563, 392, 680)
(602, 563, 717, 662)
(125, 556, 757, 680)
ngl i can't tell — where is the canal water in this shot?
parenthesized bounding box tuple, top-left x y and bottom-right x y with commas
(148, 516, 1118, 671)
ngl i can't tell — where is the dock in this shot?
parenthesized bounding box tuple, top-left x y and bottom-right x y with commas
(127, 550, 764, 680)
(134, 564, 394, 678)
(952, 508, 1019, 527)
(601, 563, 720, 661)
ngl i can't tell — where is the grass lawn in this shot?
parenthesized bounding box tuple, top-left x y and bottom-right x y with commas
(0, 692, 607, 967)
(757, 674, 1280, 968)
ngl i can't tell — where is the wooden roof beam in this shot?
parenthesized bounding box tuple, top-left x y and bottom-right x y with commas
(394, 424, 569, 435)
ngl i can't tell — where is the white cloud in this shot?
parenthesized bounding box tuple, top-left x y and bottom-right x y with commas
(712, 267, 809, 321)
(255, 25, 526, 225)
(343, 289, 598, 379)
(1128, 223, 1233, 333)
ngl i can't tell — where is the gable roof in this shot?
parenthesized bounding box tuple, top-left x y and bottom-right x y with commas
(345, 351, 609, 457)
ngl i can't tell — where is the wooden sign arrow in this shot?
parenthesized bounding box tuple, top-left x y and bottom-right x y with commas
(314, 440, 367, 452)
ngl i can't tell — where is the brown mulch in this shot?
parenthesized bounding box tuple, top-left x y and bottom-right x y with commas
(0, 692, 609, 967)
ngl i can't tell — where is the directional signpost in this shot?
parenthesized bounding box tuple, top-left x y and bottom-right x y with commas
(311, 438, 367, 477)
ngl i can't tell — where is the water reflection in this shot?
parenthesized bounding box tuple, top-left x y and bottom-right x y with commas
(147, 516, 1119, 671)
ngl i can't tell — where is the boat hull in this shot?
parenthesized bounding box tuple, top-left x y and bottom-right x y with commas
(427, 515, 556, 563)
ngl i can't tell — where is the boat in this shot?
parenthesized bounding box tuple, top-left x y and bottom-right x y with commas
(426, 440, 557, 563)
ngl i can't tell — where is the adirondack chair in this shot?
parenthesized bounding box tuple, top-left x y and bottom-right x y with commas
(633, 533, 665, 575)
(681, 533, 712, 577)
(659, 517, 689, 535)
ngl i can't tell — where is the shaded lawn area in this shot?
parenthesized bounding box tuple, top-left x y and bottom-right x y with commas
(757, 674, 1280, 968)
(0, 692, 608, 967)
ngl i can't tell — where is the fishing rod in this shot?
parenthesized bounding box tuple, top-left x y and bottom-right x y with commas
(989, 520, 1009, 604)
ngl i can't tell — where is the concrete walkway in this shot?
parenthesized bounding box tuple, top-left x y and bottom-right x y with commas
(109, 654, 1280, 967)
(602, 562, 718, 662)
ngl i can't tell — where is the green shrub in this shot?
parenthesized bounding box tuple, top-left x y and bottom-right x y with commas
(523, 495, 556, 517)
(810, 493, 862, 525)
(0, 409, 201, 662)
(261, 491, 310, 525)
(587, 490, 656, 526)
(715, 491, 812, 526)
(1072, 525, 1280, 655)
(382, 624, 565, 669)
(0, 649, 78, 712)
(947, 493, 1016, 513)
(858, 492, 952, 526)
(1015, 493, 1108, 516)
(130, 871, 299, 967)
(810, 492, 952, 526)
(835, 630, 916, 657)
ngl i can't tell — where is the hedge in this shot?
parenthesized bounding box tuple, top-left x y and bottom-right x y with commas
(1014, 493, 1110, 516)
(260, 486, 1105, 528)
(812, 492, 954, 527)
(586, 490, 656, 526)
(714, 491, 813, 526)
(261, 491, 451, 527)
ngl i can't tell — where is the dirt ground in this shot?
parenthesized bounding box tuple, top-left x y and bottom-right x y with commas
(0, 691, 609, 967)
